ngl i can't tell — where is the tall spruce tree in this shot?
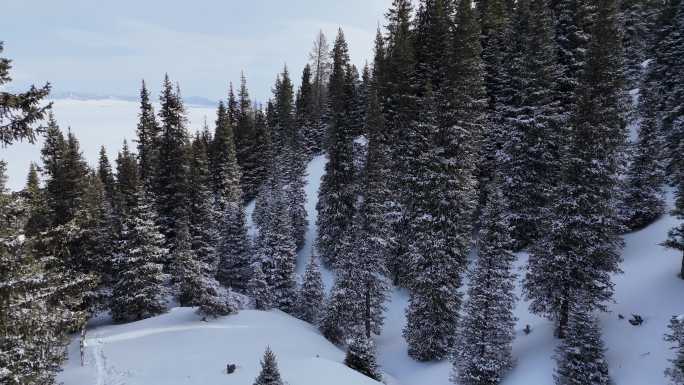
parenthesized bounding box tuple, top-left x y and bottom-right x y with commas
(1, 161, 93, 385)
(316, 29, 357, 268)
(135, 80, 160, 185)
(666, 315, 684, 384)
(213, 101, 251, 291)
(97, 146, 116, 207)
(321, 211, 389, 343)
(402, 85, 469, 361)
(344, 334, 382, 381)
(623, 81, 666, 230)
(454, 180, 517, 385)
(554, 297, 611, 385)
(254, 162, 297, 313)
(111, 187, 169, 322)
(664, 174, 684, 278)
(235, 73, 262, 200)
(499, 0, 564, 249)
(308, 30, 332, 154)
(381, 0, 417, 286)
(524, 0, 627, 338)
(272, 67, 308, 250)
(621, 0, 658, 88)
(115, 140, 139, 217)
(156, 75, 191, 255)
(297, 255, 325, 324)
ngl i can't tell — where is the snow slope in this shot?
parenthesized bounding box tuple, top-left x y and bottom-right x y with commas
(58, 308, 381, 385)
(58, 144, 682, 385)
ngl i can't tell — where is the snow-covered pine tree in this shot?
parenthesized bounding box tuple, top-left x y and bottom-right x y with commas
(664, 173, 684, 278)
(554, 297, 611, 385)
(23, 162, 49, 237)
(499, 0, 564, 249)
(235, 73, 259, 200)
(653, 0, 684, 188)
(248, 262, 273, 311)
(189, 129, 220, 274)
(665, 315, 684, 384)
(296, 64, 318, 157)
(173, 223, 235, 317)
(623, 81, 666, 230)
(111, 187, 169, 322)
(253, 346, 284, 385)
(308, 30, 332, 154)
(322, 209, 389, 342)
(454, 179, 517, 385)
(254, 162, 297, 313)
(271, 67, 308, 250)
(297, 255, 325, 324)
(97, 146, 116, 208)
(476, 0, 513, 209)
(380, 0, 417, 286)
(344, 334, 382, 381)
(620, 0, 658, 89)
(403, 84, 468, 361)
(0, 41, 51, 146)
(213, 100, 252, 292)
(0, 161, 91, 385)
(155, 75, 191, 256)
(549, 0, 594, 121)
(524, 0, 627, 338)
(115, 140, 139, 217)
(316, 29, 357, 268)
(135, 79, 160, 185)
(359, 76, 394, 297)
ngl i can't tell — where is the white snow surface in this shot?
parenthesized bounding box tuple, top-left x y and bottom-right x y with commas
(56, 104, 683, 384)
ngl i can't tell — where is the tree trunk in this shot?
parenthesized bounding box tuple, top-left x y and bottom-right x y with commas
(557, 299, 569, 339)
(365, 282, 372, 338)
(680, 251, 684, 280)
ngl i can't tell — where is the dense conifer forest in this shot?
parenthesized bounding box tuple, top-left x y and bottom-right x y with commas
(1, 0, 683, 384)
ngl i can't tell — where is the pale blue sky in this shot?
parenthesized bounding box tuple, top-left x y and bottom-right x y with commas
(4, 0, 392, 102)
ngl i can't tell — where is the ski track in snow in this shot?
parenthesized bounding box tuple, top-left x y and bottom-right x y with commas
(86, 323, 249, 385)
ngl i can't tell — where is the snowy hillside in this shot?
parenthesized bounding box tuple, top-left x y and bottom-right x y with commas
(58, 309, 380, 385)
(58, 152, 682, 385)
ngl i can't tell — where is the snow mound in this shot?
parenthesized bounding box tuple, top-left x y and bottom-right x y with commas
(58, 308, 381, 385)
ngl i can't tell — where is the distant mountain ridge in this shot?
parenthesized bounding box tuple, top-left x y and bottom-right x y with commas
(49, 91, 218, 107)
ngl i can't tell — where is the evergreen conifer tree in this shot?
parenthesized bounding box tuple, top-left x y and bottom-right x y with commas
(344, 334, 382, 381)
(524, 0, 627, 338)
(316, 29, 357, 267)
(499, 0, 564, 249)
(135, 80, 160, 185)
(554, 298, 611, 385)
(111, 188, 169, 322)
(115, 140, 139, 217)
(665, 315, 684, 384)
(156, 75, 191, 254)
(402, 85, 469, 361)
(297, 255, 325, 324)
(253, 347, 284, 385)
(213, 101, 252, 291)
(248, 263, 273, 311)
(0, 42, 51, 146)
(623, 82, 666, 230)
(454, 180, 517, 385)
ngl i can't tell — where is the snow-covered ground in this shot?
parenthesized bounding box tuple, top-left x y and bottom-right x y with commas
(54, 100, 683, 385)
(58, 308, 381, 385)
